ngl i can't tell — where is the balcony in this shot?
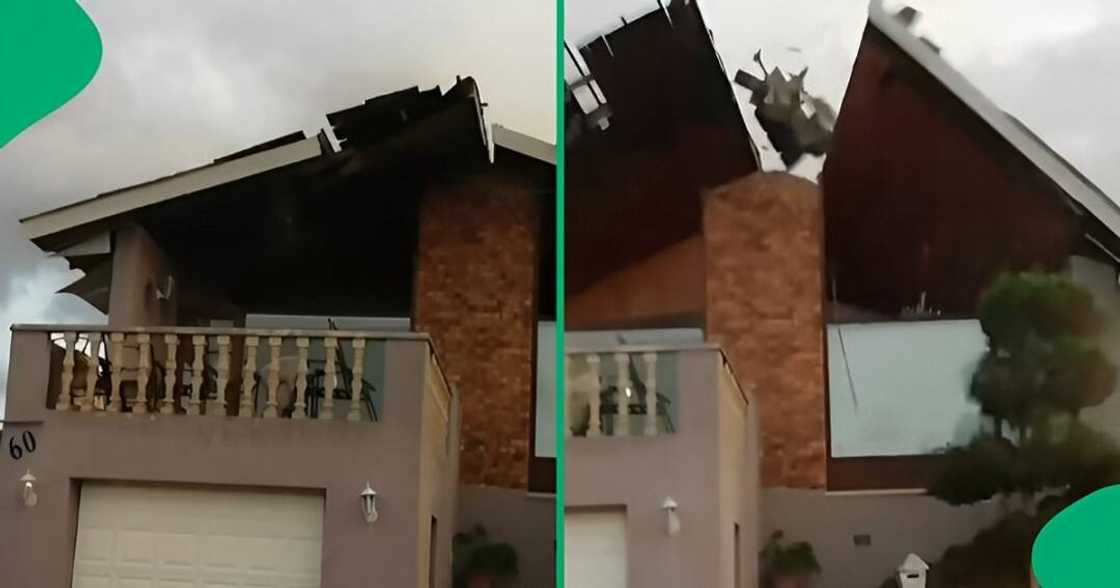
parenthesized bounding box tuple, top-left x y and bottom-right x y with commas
(564, 343, 759, 587)
(11, 325, 450, 422)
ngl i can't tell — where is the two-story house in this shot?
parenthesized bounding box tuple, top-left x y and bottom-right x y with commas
(0, 76, 556, 587)
(565, 1, 1120, 587)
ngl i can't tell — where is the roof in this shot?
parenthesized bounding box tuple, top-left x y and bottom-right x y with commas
(20, 77, 553, 249)
(868, 0, 1120, 237)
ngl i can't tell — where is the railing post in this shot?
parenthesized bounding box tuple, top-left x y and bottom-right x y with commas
(347, 338, 366, 422)
(56, 332, 77, 411)
(614, 353, 631, 436)
(264, 336, 281, 418)
(321, 337, 337, 420)
(587, 354, 601, 437)
(240, 336, 259, 417)
(81, 335, 101, 412)
(133, 334, 150, 414)
(213, 335, 230, 417)
(642, 352, 658, 436)
(161, 335, 178, 414)
(108, 333, 125, 413)
(293, 337, 309, 419)
(188, 335, 205, 416)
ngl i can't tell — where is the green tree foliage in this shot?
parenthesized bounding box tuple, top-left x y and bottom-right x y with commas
(910, 272, 1120, 587)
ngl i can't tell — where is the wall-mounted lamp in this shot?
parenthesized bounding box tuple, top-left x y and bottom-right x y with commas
(661, 497, 680, 536)
(360, 483, 378, 525)
(20, 470, 37, 508)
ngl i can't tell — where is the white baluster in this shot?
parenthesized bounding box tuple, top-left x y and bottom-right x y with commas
(614, 352, 630, 437)
(108, 333, 124, 413)
(321, 337, 337, 420)
(293, 337, 309, 419)
(240, 336, 258, 417)
(642, 352, 658, 436)
(188, 335, 205, 416)
(161, 335, 178, 414)
(347, 338, 366, 422)
(57, 332, 77, 411)
(587, 354, 601, 437)
(213, 335, 230, 417)
(81, 335, 101, 412)
(264, 337, 281, 418)
(133, 334, 150, 415)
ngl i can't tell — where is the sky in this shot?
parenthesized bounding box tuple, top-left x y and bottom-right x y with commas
(2, 0, 1119, 411)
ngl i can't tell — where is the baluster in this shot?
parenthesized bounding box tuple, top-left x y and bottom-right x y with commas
(321, 337, 337, 420)
(161, 335, 178, 414)
(188, 335, 205, 416)
(108, 333, 124, 412)
(240, 336, 259, 417)
(293, 337, 309, 419)
(614, 352, 630, 437)
(264, 337, 281, 418)
(81, 335, 101, 412)
(56, 332, 77, 411)
(213, 335, 230, 417)
(347, 338, 367, 422)
(564, 355, 572, 437)
(587, 354, 601, 437)
(642, 352, 658, 436)
(133, 334, 150, 414)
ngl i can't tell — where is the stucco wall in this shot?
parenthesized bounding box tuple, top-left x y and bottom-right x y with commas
(566, 348, 751, 587)
(0, 332, 455, 588)
(762, 488, 1005, 588)
(457, 485, 555, 588)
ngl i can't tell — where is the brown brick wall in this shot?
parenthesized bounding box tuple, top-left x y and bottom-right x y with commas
(704, 172, 827, 488)
(414, 174, 538, 489)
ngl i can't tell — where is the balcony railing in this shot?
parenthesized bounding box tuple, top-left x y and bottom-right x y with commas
(24, 325, 436, 421)
(565, 346, 682, 438)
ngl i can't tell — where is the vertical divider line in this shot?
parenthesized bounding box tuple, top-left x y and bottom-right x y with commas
(555, 0, 567, 583)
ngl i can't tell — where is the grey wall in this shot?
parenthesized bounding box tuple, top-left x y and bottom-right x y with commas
(457, 485, 555, 588)
(762, 488, 1006, 588)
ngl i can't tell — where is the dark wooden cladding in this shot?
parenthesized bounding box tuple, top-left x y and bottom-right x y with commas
(827, 455, 947, 492)
(565, 0, 759, 297)
(821, 25, 1092, 317)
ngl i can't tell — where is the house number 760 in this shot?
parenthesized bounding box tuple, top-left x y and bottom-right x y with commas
(6, 430, 36, 460)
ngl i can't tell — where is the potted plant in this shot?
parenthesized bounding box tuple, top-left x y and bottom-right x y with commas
(453, 525, 519, 588)
(760, 530, 821, 588)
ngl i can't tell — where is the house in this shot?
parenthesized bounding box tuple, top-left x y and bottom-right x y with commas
(0, 77, 556, 587)
(566, 0, 1120, 586)
(564, 3, 763, 586)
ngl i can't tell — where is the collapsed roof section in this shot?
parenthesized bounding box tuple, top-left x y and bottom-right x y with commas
(20, 77, 554, 319)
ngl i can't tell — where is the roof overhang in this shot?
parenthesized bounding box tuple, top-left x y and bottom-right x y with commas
(869, 0, 1120, 239)
(492, 124, 555, 165)
(20, 135, 327, 245)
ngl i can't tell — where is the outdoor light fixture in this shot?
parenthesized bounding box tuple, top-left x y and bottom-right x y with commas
(360, 483, 378, 524)
(661, 497, 680, 536)
(19, 470, 37, 508)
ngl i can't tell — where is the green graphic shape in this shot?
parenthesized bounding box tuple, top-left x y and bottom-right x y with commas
(0, 0, 102, 148)
(1033, 485, 1120, 587)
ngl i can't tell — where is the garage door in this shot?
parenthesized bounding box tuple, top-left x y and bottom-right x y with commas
(565, 508, 627, 588)
(72, 484, 323, 588)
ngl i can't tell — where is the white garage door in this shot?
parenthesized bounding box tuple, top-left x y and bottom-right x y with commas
(72, 484, 323, 588)
(565, 508, 627, 588)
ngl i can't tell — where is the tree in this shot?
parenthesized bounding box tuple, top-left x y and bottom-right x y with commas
(917, 272, 1120, 586)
